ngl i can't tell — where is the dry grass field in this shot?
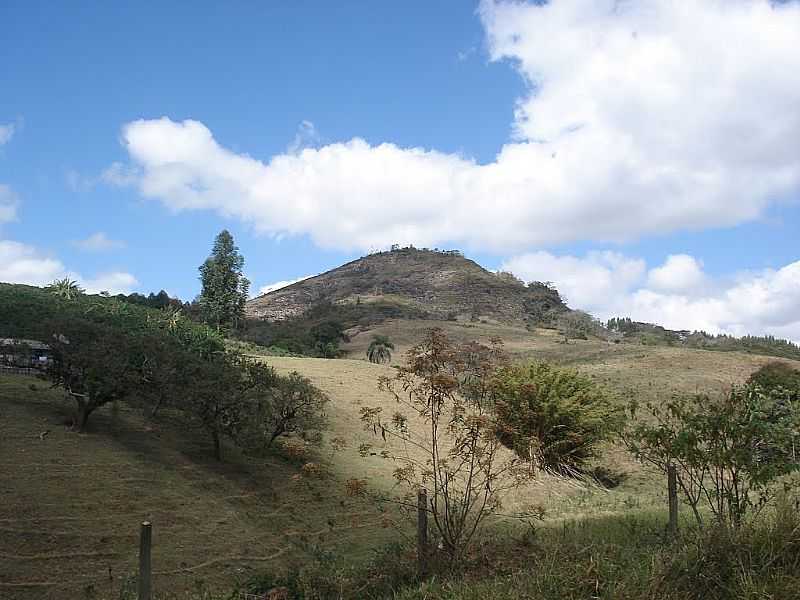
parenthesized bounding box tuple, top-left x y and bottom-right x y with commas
(0, 377, 392, 600)
(341, 319, 786, 401)
(2, 319, 797, 599)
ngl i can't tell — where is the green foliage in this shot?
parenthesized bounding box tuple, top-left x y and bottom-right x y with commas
(178, 352, 247, 460)
(198, 230, 250, 330)
(239, 507, 800, 599)
(626, 385, 800, 527)
(115, 289, 185, 311)
(244, 541, 418, 600)
(522, 281, 566, 326)
(366, 334, 394, 364)
(747, 361, 800, 398)
(607, 315, 800, 360)
(238, 301, 360, 358)
(657, 497, 800, 600)
(47, 319, 141, 431)
(490, 362, 622, 474)
(1, 284, 331, 459)
(556, 310, 601, 342)
(386, 512, 800, 600)
(238, 368, 329, 450)
(45, 277, 85, 299)
(1, 283, 219, 431)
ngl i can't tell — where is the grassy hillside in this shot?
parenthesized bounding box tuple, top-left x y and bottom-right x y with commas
(267, 320, 795, 521)
(3, 315, 799, 599)
(0, 376, 391, 600)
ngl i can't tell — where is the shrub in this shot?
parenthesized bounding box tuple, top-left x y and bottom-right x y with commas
(366, 334, 394, 364)
(626, 384, 800, 527)
(490, 362, 622, 474)
(748, 361, 800, 398)
(655, 500, 800, 600)
(362, 328, 534, 560)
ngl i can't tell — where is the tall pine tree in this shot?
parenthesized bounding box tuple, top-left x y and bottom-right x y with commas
(198, 230, 250, 330)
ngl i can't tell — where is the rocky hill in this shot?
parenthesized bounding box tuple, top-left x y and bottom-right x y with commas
(246, 247, 566, 324)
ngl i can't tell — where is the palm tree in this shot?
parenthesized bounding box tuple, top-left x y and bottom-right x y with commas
(367, 335, 395, 364)
(45, 277, 84, 300)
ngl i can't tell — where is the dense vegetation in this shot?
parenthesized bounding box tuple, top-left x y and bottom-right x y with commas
(0, 283, 328, 458)
(627, 384, 800, 527)
(608, 316, 800, 360)
(747, 361, 800, 398)
(238, 299, 425, 357)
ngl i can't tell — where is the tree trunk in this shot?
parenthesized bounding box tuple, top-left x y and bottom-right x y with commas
(212, 430, 222, 460)
(149, 395, 164, 419)
(267, 425, 285, 448)
(74, 399, 94, 433)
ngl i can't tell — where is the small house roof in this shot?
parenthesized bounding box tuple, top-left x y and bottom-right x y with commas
(0, 338, 51, 351)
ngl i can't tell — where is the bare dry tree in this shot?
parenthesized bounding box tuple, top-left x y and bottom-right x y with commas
(360, 328, 535, 560)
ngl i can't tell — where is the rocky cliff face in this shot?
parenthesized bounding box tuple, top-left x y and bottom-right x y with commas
(246, 248, 566, 324)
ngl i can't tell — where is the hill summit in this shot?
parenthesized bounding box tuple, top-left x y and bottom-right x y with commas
(246, 247, 567, 324)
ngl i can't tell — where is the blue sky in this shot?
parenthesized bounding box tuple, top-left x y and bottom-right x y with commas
(2, 0, 799, 340)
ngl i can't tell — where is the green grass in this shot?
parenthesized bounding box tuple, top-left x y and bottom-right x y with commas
(388, 509, 800, 600)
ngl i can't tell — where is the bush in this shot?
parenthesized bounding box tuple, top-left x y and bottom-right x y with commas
(238, 369, 329, 451)
(244, 541, 418, 600)
(362, 329, 534, 560)
(490, 362, 622, 474)
(656, 501, 800, 600)
(748, 361, 800, 398)
(626, 384, 800, 527)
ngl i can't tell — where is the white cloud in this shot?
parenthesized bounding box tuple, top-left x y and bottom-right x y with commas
(0, 123, 14, 146)
(647, 254, 706, 293)
(0, 239, 137, 294)
(74, 232, 126, 252)
(0, 184, 18, 224)
(0, 240, 65, 286)
(257, 274, 314, 296)
(81, 271, 139, 295)
(504, 251, 800, 343)
(101, 162, 139, 187)
(501, 251, 645, 312)
(110, 1, 800, 252)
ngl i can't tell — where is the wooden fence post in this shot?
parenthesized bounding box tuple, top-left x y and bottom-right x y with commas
(417, 488, 429, 578)
(667, 464, 678, 536)
(138, 521, 152, 600)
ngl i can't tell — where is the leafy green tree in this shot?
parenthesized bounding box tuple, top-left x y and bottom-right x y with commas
(366, 334, 394, 364)
(490, 362, 621, 474)
(46, 320, 139, 431)
(198, 230, 250, 330)
(556, 310, 598, 343)
(309, 320, 348, 358)
(180, 351, 245, 460)
(240, 369, 329, 449)
(135, 330, 187, 418)
(45, 277, 84, 300)
(625, 385, 800, 527)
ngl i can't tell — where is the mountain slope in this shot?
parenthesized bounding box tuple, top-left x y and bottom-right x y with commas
(246, 247, 567, 324)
